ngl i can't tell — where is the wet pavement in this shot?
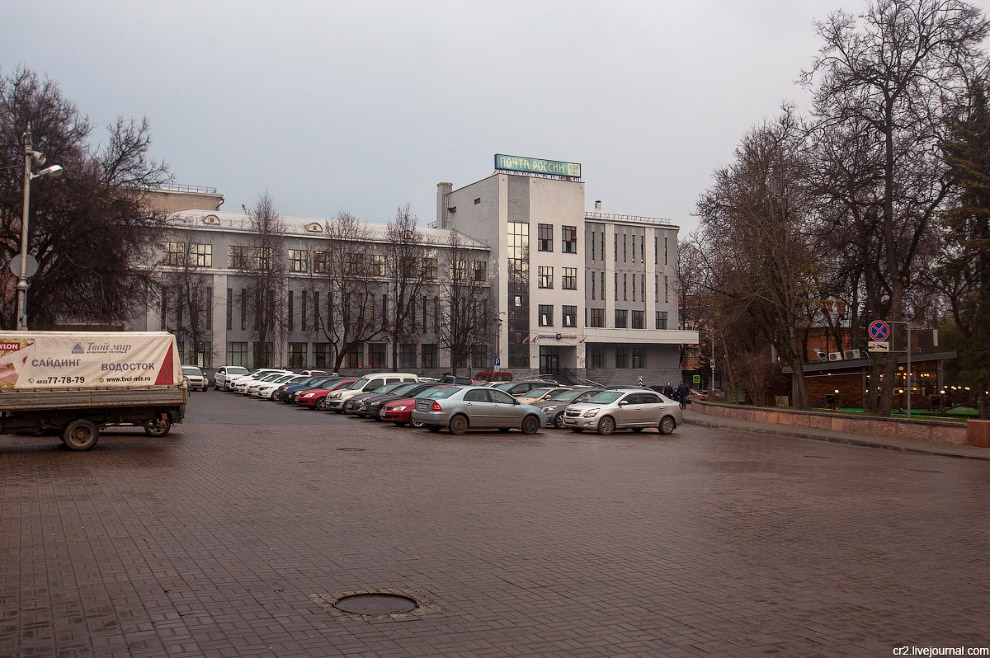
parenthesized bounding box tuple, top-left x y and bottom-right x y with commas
(1, 391, 988, 657)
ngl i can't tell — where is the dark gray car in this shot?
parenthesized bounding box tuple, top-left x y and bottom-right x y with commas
(535, 388, 604, 428)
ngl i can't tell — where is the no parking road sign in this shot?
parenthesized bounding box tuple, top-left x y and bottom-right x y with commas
(868, 320, 890, 352)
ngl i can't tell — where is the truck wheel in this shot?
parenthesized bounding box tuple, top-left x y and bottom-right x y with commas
(143, 417, 172, 437)
(62, 419, 100, 451)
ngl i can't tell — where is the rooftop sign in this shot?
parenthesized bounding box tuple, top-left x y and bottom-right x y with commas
(494, 154, 581, 179)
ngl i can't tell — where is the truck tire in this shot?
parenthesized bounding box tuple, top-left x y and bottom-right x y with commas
(143, 417, 172, 437)
(62, 419, 100, 451)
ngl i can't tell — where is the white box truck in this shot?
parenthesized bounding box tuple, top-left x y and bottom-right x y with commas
(0, 331, 187, 450)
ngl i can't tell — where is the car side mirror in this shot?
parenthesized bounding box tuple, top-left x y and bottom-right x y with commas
(619, 400, 628, 406)
(514, 399, 520, 405)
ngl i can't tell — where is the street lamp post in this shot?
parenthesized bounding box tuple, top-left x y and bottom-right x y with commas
(17, 123, 63, 331)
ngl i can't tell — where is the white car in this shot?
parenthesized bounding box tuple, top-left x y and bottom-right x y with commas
(233, 370, 291, 394)
(214, 365, 250, 390)
(181, 366, 209, 392)
(244, 373, 290, 396)
(255, 374, 299, 399)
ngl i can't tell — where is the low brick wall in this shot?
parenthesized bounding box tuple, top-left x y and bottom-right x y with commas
(692, 401, 969, 446)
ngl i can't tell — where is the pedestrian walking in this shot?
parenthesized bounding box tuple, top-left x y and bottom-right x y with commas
(662, 382, 674, 399)
(676, 381, 690, 409)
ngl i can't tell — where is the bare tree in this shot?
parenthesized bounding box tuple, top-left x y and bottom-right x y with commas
(305, 211, 387, 372)
(383, 205, 431, 370)
(0, 67, 171, 329)
(696, 108, 819, 409)
(436, 231, 495, 376)
(802, 0, 990, 415)
(242, 193, 286, 368)
(159, 238, 219, 366)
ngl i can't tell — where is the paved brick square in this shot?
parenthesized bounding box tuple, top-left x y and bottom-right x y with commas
(1, 392, 988, 656)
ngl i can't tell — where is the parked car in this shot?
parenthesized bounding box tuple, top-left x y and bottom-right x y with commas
(358, 382, 439, 419)
(689, 388, 708, 400)
(285, 376, 339, 403)
(343, 382, 408, 414)
(472, 371, 513, 385)
(181, 366, 209, 392)
(231, 369, 291, 393)
(534, 388, 605, 428)
(491, 380, 559, 397)
(277, 375, 337, 402)
(296, 379, 357, 409)
(245, 373, 292, 396)
(327, 373, 420, 413)
(257, 374, 308, 399)
(214, 365, 250, 390)
(379, 385, 454, 427)
(439, 374, 473, 385)
(515, 386, 573, 405)
(410, 385, 545, 435)
(562, 389, 682, 435)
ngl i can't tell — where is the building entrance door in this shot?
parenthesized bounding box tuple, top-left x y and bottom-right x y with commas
(539, 346, 560, 376)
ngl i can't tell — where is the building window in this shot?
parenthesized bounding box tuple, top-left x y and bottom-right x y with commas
(614, 273, 619, 301)
(538, 304, 553, 327)
(562, 305, 577, 328)
(288, 342, 307, 368)
(471, 344, 487, 369)
(347, 346, 364, 369)
(665, 236, 669, 265)
(315, 343, 331, 368)
(615, 309, 628, 328)
(255, 247, 273, 270)
(632, 347, 645, 369)
(655, 236, 658, 264)
(253, 342, 273, 368)
(227, 245, 247, 269)
(370, 254, 385, 277)
(313, 251, 327, 273)
(665, 275, 669, 304)
(451, 258, 467, 282)
(562, 225, 577, 253)
(240, 289, 247, 330)
(399, 344, 417, 368)
(631, 310, 645, 329)
(632, 274, 636, 300)
(656, 311, 668, 330)
(631, 235, 636, 263)
(189, 341, 212, 368)
(422, 343, 438, 368)
(623, 234, 627, 262)
(288, 291, 294, 331)
(190, 243, 212, 267)
(640, 236, 644, 262)
(287, 249, 306, 273)
(538, 223, 553, 252)
(588, 344, 605, 369)
(473, 260, 487, 282)
(590, 232, 596, 261)
(538, 266, 553, 289)
(615, 347, 629, 369)
(164, 242, 185, 266)
(301, 290, 308, 331)
(641, 275, 646, 302)
(590, 271, 596, 299)
(368, 343, 386, 368)
(561, 267, 577, 290)
(623, 274, 628, 301)
(589, 308, 605, 328)
(422, 257, 437, 280)
(226, 288, 232, 331)
(226, 342, 248, 367)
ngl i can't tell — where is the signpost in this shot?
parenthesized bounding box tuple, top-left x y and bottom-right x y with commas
(493, 358, 500, 372)
(868, 320, 890, 353)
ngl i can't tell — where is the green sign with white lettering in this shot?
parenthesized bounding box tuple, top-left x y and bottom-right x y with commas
(494, 154, 581, 179)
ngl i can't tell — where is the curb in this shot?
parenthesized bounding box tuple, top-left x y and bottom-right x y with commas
(684, 415, 990, 462)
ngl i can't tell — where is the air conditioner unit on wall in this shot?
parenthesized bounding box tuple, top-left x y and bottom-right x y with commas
(828, 352, 843, 361)
(844, 349, 861, 360)
(815, 350, 827, 362)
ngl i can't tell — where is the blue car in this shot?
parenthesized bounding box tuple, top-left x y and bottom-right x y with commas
(276, 375, 338, 403)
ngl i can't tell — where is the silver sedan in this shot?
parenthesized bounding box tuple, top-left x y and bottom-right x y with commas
(410, 386, 546, 435)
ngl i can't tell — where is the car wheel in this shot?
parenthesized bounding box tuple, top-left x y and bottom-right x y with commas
(427, 425, 442, 432)
(521, 415, 540, 435)
(62, 419, 100, 450)
(597, 416, 615, 435)
(316, 398, 327, 410)
(659, 416, 676, 435)
(448, 415, 468, 435)
(552, 412, 565, 429)
(411, 420, 424, 428)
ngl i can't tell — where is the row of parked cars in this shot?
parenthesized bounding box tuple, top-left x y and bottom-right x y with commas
(210, 367, 683, 436)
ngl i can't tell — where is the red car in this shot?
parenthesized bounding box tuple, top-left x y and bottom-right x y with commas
(296, 379, 356, 410)
(380, 385, 452, 426)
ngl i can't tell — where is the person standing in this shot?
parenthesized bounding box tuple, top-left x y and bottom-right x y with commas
(676, 381, 690, 408)
(662, 382, 674, 399)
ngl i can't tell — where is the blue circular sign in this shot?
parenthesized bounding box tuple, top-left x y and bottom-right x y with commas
(869, 320, 890, 341)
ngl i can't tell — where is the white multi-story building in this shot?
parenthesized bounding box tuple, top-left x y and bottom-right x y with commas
(437, 154, 698, 384)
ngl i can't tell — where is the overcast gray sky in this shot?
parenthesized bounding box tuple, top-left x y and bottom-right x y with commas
(6, 1, 990, 235)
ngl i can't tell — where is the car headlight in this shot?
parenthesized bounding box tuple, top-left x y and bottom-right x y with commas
(544, 405, 557, 412)
(583, 408, 600, 417)
(392, 405, 407, 411)
(303, 393, 314, 398)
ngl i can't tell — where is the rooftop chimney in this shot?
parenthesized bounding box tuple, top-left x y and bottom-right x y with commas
(594, 200, 602, 210)
(437, 182, 453, 228)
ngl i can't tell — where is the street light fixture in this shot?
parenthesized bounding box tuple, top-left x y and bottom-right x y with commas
(17, 123, 63, 331)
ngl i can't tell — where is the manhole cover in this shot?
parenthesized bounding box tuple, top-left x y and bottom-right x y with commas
(337, 448, 365, 452)
(333, 593, 418, 615)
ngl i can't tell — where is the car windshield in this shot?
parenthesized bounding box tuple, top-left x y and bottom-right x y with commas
(389, 383, 418, 396)
(337, 380, 360, 390)
(182, 367, 203, 376)
(352, 377, 371, 390)
(375, 383, 404, 394)
(524, 387, 555, 399)
(586, 391, 623, 404)
(493, 382, 516, 391)
(546, 388, 583, 401)
(423, 386, 462, 399)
